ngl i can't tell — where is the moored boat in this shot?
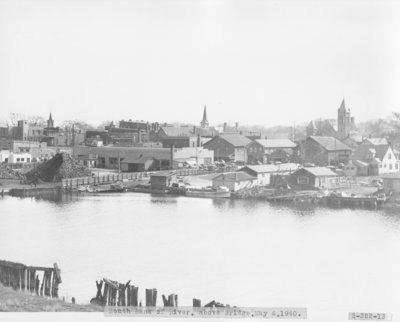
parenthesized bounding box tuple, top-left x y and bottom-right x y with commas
(185, 186, 231, 198)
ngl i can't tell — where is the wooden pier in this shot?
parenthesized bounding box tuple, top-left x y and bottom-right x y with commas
(0, 260, 61, 298)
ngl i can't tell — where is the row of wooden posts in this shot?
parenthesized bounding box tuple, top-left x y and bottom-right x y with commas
(92, 278, 226, 308)
(0, 260, 61, 298)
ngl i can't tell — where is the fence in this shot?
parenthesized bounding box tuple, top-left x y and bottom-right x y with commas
(62, 168, 230, 189)
(0, 260, 61, 298)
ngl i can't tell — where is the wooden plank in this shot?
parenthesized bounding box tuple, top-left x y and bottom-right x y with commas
(103, 278, 119, 290)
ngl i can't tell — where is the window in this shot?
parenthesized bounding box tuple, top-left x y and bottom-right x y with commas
(396, 164, 399, 169)
(16, 158, 20, 162)
(389, 164, 393, 170)
(27, 158, 30, 162)
(297, 176, 309, 185)
(21, 158, 24, 161)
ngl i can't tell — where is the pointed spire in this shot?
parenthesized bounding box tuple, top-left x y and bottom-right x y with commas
(202, 105, 207, 122)
(49, 113, 53, 121)
(200, 105, 209, 128)
(339, 98, 346, 111)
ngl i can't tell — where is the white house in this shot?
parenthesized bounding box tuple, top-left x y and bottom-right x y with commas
(0, 150, 10, 163)
(8, 152, 32, 163)
(239, 163, 301, 186)
(352, 142, 399, 175)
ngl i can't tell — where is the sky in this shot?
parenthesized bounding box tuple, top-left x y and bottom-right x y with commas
(0, 0, 399, 127)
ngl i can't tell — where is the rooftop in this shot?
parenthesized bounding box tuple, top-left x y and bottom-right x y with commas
(309, 136, 351, 151)
(256, 139, 297, 149)
(299, 167, 338, 177)
(213, 172, 256, 182)
(352, 144, 390, 162)
(363, 138, 389, 146)
(241, 163, 301, 174)
(217, 134, 252, 147)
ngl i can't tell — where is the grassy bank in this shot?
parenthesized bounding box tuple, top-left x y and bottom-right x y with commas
(0, 283, 102, 312)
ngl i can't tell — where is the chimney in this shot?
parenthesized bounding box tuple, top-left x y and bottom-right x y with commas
(223, 122, 227, 133)
(235, 122, 239, 131)
(170, 145, 174, 169)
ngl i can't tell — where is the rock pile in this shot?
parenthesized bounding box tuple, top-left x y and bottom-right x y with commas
(25, 153, 91, 182)
(0, 163, 23, 180)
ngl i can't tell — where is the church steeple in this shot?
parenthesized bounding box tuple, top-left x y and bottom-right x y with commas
(200, 105, 209, 128)
(339, 98, 346, 111)
(47, 113, 54, 128)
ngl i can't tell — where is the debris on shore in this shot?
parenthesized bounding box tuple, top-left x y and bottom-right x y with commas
(0, 163, 24, 180)
(24, 153, 91, 183)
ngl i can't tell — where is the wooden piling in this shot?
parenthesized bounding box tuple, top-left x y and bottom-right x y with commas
(133, 286, 138, 306)
(103, 284, 109, 306)
(35, 275, 40, 295)
(30, 269, 36, 293)
(152, 288, 157, 307)
(145, 289, 151, 307)
(127, 286, 131, 306)
(162, 295, 168, 306)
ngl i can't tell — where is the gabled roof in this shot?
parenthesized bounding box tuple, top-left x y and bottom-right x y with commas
(159, 126, 194, 137)
(194, 127, 218, 137)
(354, 160, 368, 167)
(352, 144, 391, 162)
(256, 139, 297, 149)
(213, 172, 256, 182)
(241, 163, 300, 174)
(205, 134, 252, 147)
(299, 167, 338, 177)
(308, 136, 351, 151)
(363, 138, 389, 146)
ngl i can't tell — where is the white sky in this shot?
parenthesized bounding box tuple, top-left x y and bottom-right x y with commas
(0, 0, 399, 127)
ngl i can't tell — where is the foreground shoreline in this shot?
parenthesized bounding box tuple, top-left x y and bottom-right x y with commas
(0, 283, 102, 312)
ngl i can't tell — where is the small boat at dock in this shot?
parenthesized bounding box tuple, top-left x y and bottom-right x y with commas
(185, 186, 231, 199)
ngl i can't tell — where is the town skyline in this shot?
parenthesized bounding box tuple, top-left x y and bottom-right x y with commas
(0, 101, 398, 130)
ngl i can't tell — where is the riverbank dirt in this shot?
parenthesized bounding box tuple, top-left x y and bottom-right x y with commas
(0, 283, 102, 312)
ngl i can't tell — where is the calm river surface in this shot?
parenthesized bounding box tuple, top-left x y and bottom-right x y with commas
(1, 193, 400, 319)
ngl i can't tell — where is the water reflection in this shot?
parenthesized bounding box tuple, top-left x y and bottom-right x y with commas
(0, 193, 399, 315)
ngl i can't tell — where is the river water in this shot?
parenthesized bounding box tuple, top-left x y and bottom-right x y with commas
(1, 193, 400, 319)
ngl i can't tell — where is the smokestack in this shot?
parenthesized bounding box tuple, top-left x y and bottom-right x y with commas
(170, 145, 174, 170)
